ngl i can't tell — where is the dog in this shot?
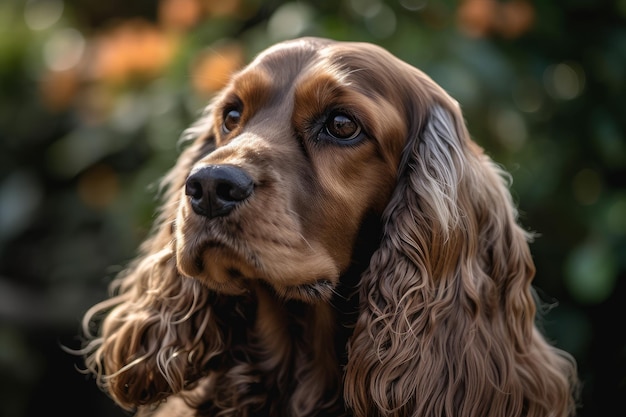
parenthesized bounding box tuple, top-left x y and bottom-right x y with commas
(79, 37, 579, 417)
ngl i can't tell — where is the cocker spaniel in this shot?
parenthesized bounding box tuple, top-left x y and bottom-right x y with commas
(79, 37, 579, 417)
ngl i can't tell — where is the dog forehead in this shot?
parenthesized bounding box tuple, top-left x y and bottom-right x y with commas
(250, 38, 386, 74)
(238, 39, 385, 99)
(253, 37, 331, 62)
(248, 38, 326, 77)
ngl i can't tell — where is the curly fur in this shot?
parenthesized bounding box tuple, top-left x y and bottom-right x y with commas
(78, 37, 579, 417)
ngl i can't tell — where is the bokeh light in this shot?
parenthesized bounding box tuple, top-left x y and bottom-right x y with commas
(24, 0, 64, 31)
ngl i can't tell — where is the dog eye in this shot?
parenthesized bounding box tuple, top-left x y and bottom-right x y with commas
(323, 111, 361, 142)
(222, 108, 241, 133)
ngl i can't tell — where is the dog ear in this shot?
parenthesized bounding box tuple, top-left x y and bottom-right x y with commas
(345, 87, 578, 416)
(79, 112, 231, 410)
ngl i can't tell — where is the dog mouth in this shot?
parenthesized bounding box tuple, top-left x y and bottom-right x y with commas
(177, 237, 256, 287)
(177, 236, 337, 303)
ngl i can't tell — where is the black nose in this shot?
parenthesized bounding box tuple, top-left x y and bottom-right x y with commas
(185, 165, 254, 218)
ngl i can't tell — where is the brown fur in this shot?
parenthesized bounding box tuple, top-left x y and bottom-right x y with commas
(78, 37, 579, 417)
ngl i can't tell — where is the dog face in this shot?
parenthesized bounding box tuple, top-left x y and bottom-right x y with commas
(80, 37, 578, 417)
(175, 38, 411, 301)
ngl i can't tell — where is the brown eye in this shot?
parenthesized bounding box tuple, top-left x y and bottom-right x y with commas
(222, 108, 241, 133)
(324, 111, 361, 141)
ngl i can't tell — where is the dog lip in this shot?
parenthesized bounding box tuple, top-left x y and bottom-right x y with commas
(176, 230, 248, 278)
(199, 239, 259, 273)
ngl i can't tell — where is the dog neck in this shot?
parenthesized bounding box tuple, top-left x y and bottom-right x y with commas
(244, 213, 383, 416)
(240, 285, 341, 415)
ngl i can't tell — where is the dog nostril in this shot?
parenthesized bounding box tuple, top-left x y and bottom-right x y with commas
(215, 180, 252, 202)
(185, 165, 253, 218)
(215, 183, 230, 201)
(185, 179, 203, 200)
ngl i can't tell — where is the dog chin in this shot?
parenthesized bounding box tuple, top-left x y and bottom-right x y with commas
(176, 249, 337, 304)
(175, 228, 341, 302)
(175, 241, 251, 293)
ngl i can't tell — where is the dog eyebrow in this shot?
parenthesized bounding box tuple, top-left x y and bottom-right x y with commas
(292, 69, 385, 130)
(293, 72, 344, 118)
(230, 69, 273, 114)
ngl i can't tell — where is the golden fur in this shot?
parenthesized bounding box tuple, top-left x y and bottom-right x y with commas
(79, 37, 579, 416)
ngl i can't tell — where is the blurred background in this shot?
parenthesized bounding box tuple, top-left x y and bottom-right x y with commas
(0, 0, 624, 416)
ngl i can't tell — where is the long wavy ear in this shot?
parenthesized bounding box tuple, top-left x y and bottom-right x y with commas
(78, 110, 231, 411)
(345, 88, 578, 416)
